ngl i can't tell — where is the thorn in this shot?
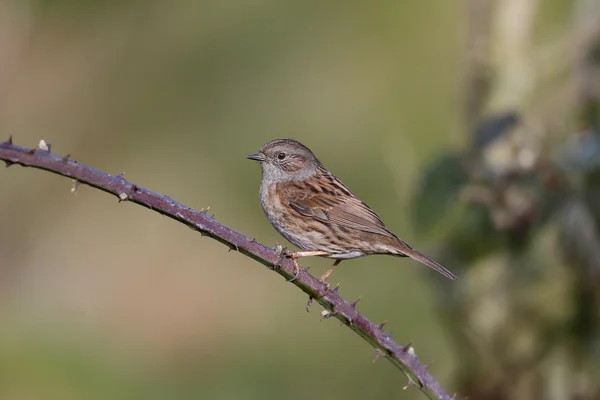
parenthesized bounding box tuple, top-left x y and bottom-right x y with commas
(378, 320, 388, 330)
(424, 361, 434, 370)
(402, 379, 415, 391)
(6, 134, 13, 145)
(4, 160, 14, 167)
(38, 139, 50, 151)
(250, 237, 257, 243)
(349, 296, 361, 308)
(227, 244, 239, 252)
(71, 179, 80, 195)
(372, 349, 385, 363)
(62, 154, 70, 162)
(321, 309, 338, 320)
(402, 341, 413, 352)
(200, 206, 211, 214)
(332, 283, 340, 294)
(306, 296, 313, 312)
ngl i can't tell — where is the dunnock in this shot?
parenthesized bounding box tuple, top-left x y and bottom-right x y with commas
(247, 138, 457, 283)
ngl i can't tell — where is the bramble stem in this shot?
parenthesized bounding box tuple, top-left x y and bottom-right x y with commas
(0, 137, 454, 400)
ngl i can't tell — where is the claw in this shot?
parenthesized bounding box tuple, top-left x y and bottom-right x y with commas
(373, 349, 385, 363)
(286, 258, 300, 282)
(332, 283, 340, 294)
(286, 271, 300, 282)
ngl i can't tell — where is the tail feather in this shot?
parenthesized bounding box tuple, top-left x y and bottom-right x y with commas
(399, 247, 457, 280)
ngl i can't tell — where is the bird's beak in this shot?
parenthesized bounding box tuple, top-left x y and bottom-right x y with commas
(246, 153, 266, 162)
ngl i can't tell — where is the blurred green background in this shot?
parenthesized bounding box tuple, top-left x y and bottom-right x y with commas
(1, 1, 600, 399)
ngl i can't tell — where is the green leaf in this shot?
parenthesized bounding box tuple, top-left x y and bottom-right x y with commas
(412, 154, 468, 234)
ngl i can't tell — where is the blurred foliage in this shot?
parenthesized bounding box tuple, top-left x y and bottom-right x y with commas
(410, 1, 600, 398)
(412, 154, 469, 236)
(1, 0, 600, 400)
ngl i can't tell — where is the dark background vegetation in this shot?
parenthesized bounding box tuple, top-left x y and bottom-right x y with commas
(1, 1, 599, 399)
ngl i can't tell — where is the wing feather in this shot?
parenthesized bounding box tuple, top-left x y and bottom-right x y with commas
(284, 176, 397, 239)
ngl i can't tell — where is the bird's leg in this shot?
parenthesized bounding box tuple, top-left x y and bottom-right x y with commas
(285, 250, 331, 259)
(307, 260, 342, 311)
(284, 250, 330, 283)
(320, 259, 341, 282)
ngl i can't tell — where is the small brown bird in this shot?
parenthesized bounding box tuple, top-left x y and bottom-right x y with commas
(247, 138, 457, 283)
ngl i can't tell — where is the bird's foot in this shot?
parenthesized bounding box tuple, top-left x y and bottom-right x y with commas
(318, 274, 332, 296)
(282, 249, 330, 283)
(305, 275, 331, 312)
(273, 247, 301, 282)
(286, 258, 301, 283)
(284, 249, 300, 260)
(272, 244, 287, 269)
(317, 260, 340, 296)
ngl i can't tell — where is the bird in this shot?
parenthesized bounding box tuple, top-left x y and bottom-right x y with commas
(246, 138, 457, 284)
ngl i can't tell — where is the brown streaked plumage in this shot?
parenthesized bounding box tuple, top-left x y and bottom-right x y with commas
(247, 138, 457, 283)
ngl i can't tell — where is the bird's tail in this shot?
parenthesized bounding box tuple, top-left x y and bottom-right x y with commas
(397, 246, 457, 280)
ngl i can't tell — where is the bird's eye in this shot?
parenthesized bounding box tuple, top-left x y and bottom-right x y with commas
(277, 153, 286, 160)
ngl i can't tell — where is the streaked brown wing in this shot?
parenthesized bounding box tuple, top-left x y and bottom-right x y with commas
(283, 177, 397, 239)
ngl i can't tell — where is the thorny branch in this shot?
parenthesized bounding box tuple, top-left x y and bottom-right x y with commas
(0, 137, 455, 400)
